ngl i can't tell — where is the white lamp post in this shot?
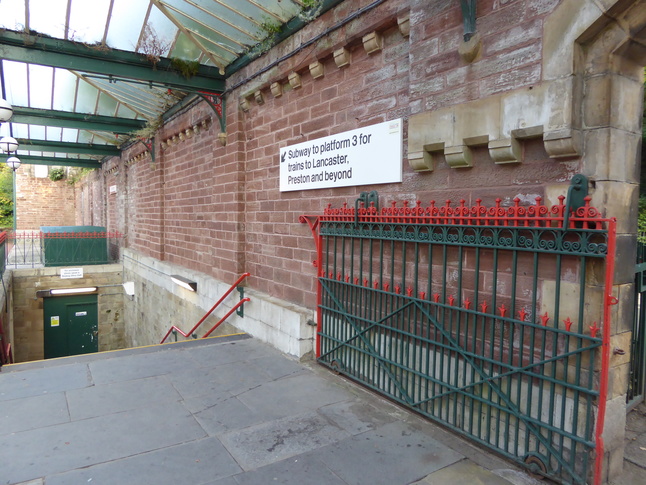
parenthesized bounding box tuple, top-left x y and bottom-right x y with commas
(0, 136, 18, 154)
(6, 156, 21, 171)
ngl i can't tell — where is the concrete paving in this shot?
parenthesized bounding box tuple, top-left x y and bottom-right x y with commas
(611, 401, 646, 485)
(1, 335, 544, 485)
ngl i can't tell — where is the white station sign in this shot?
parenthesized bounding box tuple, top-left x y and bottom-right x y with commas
(279, 119, 403, 192)
(61, 267, 84, 279)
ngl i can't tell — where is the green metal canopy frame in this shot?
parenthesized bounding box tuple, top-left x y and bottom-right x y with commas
(0, 30, 225, 93)
(0, 0, 339, 168)
(11, 107, 147, 134)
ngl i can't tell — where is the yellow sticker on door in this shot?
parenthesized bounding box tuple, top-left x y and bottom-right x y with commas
(51, 316, 60, 327)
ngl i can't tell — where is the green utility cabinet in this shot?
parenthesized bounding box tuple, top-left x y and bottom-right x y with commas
(41, 226, 109, 267)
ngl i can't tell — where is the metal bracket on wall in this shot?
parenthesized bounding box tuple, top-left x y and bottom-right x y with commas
(138, 137, 155, 165)
(354, 190, 379, 228)
(196, 91, 226, 133)
(236, 286, 245, 317)
(79, 74, 226, 138)
(563, 174, 589, 228)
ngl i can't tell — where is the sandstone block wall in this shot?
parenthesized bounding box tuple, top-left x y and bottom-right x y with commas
(11, 265, 125, 362)
(122, 249, 314, 358)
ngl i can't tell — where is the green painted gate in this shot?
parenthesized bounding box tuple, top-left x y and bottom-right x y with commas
(302, 183, 616, 485)
(628, 234, 646, 407)
(44, 294, 98, 359)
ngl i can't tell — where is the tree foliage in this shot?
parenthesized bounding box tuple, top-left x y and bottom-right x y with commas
(0, 164, 13, 230)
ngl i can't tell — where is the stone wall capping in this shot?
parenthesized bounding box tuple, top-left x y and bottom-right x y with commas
(288, 71, 302, 89)
(489, 137, 521, 164)
(254, 90, 264, 105)
(309, 60, 325, 79)
(543, 129, 581, 158)
(512, 125, 544, 139)
(397, 13, 410, 37)
(270, 82, 283, 97)
(444, 145, 473, 168)
(362, 31, 382, 55)
(333, 47, 351, 68)
(463, 134, 490, 146)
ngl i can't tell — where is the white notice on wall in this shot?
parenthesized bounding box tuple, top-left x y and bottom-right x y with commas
(61, 268, 84, 279)
(279, 119, 403, 192)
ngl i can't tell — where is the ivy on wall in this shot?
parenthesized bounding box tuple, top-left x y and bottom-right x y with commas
(49, 168, 65, 181)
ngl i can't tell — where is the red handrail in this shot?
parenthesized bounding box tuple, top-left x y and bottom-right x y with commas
(160, 272, 250, 344)
(202, 298, 250, 338)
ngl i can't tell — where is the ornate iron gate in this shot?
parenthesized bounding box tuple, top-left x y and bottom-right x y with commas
(301, 181, 616, 484)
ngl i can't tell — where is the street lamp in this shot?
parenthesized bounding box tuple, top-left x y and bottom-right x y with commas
(0, 98, 13, 123)
(6, 156, 21, 171)
(0, 136, 18, 154)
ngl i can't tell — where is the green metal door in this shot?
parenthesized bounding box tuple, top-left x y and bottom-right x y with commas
(44, 295, 98, 359)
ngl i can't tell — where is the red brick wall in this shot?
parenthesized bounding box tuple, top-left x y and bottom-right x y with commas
(17, 167, 77, 230)
(76, 0, 569, 309)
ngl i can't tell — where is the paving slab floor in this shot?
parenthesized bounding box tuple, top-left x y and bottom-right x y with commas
(0, 334, 552, 485)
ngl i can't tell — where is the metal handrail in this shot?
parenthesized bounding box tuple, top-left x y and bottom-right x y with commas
(202, 297, 250, 338)
(160, 272, 250, 344)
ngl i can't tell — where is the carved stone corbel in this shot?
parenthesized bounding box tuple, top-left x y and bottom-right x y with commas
(543, 129, 580, 158)
(445, 145, 473, 168)
(489, 137, 521, 164)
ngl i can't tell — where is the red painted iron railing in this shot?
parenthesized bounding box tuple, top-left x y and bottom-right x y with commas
(160, 272, 250, 344)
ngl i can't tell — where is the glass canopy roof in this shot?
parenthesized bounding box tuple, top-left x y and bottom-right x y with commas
(0, 0, 317, 167)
